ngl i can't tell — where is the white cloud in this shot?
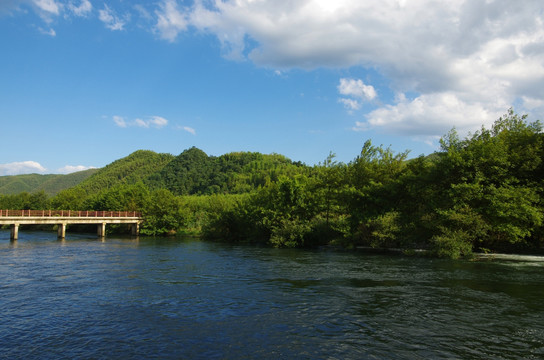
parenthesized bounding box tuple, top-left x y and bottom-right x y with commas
(338, 98, 360, 112)
(32, 0, 61, 24)
(113, 115, 169, 129)
(175, 125, 196, 134)
(38, 27, 56, 36)
(33, 0, 60, 15)
(99, 4, 127, 31)
(6, 0, 544, 140)
(134, 118, 149, 128)
(183, 0, 544, 138)
(134, 4, 152, 21)
(113, 115, 127, 128)
(150, 116, 168, 128)
(154, 0, 188, 42)
(337, 78, 376, 114)
(68, 0, 92, 17)
(182, 126, 196, 135)
(338, 78, 376, 101)
(522, 96, 544, 110)
(356, 92, 505, 138)
(0, 161, 47, 176)
(57, 165, 96, 174)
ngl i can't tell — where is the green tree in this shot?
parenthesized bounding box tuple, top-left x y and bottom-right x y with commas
(345, 140, 409, 247)
(428, 109, 543, 257)
(90, 182, 150, 211)
(141, 189, 183, 236)
(51, 187, 88, 210)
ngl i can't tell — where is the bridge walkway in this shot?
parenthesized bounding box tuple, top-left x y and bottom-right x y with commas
(0, 210, 143, 240)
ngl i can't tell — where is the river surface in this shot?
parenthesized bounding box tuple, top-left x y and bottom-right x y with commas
(1, 231, 543, 359)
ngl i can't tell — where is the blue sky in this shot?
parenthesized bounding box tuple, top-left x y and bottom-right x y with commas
(1, 0, 544, 175)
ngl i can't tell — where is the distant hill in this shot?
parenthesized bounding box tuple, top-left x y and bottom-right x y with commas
(146, 147, 218, 195)
(39, 168, 100, 195)
(0, 168, 99, 196)
(74, 150, 175, 194)
(1, 148, 308, 198)
(146, 147, 306, 195)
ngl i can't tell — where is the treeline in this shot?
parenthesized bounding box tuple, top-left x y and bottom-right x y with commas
(1, 110, 543, 258)
(204, 110, 544, 258)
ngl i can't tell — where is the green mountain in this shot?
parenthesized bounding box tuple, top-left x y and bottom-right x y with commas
(1, 147, 307, 198)
(146, 147, 306, 195)
(146, 147, 217, 195)
(74, 150, 175, 194)
(0, 168, 99, 196)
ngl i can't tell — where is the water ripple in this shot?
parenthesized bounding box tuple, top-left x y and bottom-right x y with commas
(1, 232, 544, 359)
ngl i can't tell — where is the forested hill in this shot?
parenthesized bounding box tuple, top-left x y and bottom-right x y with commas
(0, 168, 98, 196)
(0, 148, 306, 197)
(71, 147, 306, 196)
(146, 147, 306, 195)
(73, 150, 175, 195)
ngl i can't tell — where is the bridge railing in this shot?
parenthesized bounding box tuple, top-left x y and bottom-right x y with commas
(0, 210, 142, 218)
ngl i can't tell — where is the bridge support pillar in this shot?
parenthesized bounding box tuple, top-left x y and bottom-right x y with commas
(10, 224, 19, 241)
(57, 223, 66, 239)
(131, 222, 139, 236)
(98, 223, 106, 238)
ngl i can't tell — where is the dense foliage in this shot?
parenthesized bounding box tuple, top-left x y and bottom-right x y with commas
(1, 109, 543, 258)
(146, 147, 305, 195)
(73, 150, 175, 195)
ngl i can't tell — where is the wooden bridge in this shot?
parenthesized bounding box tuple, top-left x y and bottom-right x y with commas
(0, 210, 143, 240)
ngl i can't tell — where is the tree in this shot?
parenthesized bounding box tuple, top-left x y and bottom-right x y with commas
(429, 109, 544, 256)
(141, 189, 182, 235)
(345, 140, 409, 247)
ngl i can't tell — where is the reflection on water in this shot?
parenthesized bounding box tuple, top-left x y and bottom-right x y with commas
(1, 230, 543, 359)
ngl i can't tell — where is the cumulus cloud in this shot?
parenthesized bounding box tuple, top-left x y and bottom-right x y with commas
(338, 78, 377, 101)
(5, 0, 90, 20)
(154, 0, 188, 41)
(68, 0, 92, 17)
(31, 0, 62, 24)
(523, 96, 544, 110)
(7, 0, 544, 140)
(337, 78, 376, 113)
(57, 165, 96, 174)
(3, 0, 90, 32)
(355, 93, 504, 138)
(113, 115, 169, 129)
(99, 4, 127, 31)
(0, 161, 47, 176)
(33, 0, 61, 16)
(181, 0, 544, 138)
(339, 98, 361, 112)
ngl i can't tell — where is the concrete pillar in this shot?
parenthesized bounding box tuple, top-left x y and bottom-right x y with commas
(10, 224, 19, 241)
(98, 223, 106, 238)
(131, 222, 140, 236)
(57, 223, 66, 239)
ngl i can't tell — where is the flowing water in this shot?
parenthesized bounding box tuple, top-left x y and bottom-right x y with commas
(1, 231, 543, 359)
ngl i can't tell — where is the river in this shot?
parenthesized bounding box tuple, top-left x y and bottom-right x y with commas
(1, 231, 543, 359)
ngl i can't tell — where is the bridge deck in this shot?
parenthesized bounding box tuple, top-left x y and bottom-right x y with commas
(0, 210, 141, 218)
(1, 210, 143, 240)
